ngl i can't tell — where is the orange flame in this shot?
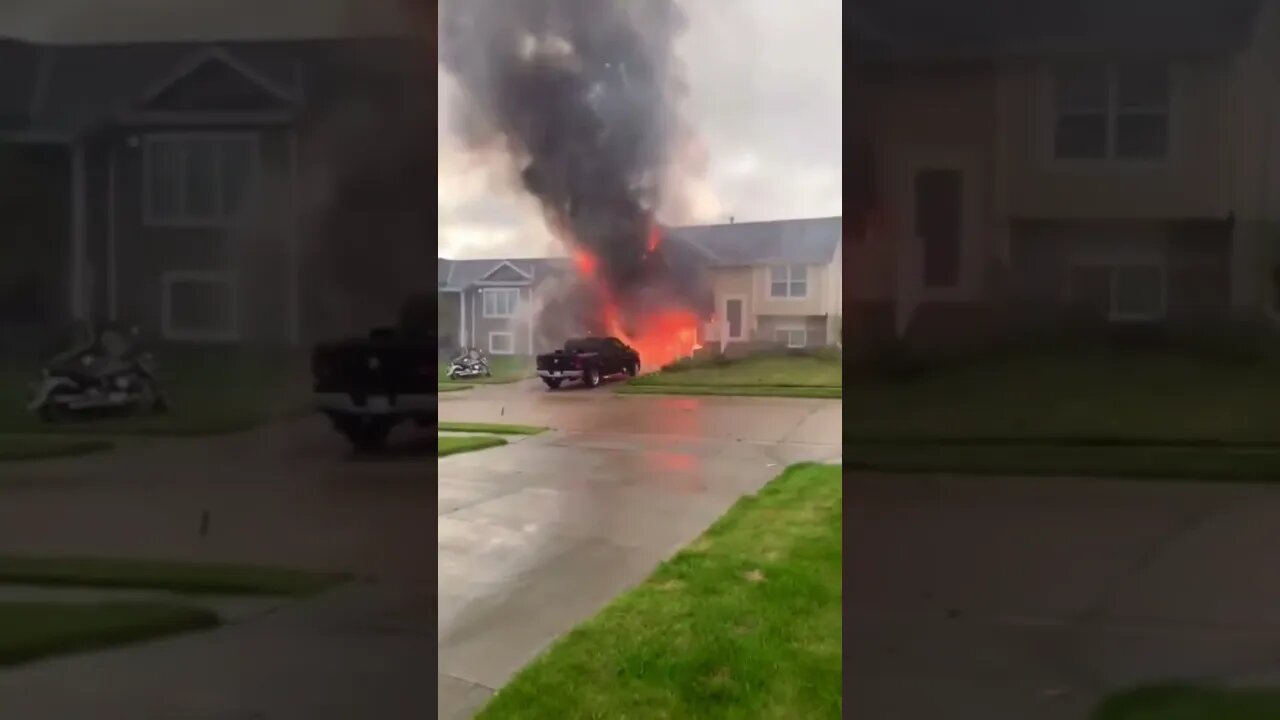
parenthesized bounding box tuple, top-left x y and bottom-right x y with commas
(646, 220, 662, 253)
(570, 243, 700, 370)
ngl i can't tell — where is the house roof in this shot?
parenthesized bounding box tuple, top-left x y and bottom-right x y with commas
(0, 36, 420, 138)
(665, 216, 842, 268)
(437, 257, 572, 291)
(853, 0, 1263, 62)
(439, 217, 844, 285)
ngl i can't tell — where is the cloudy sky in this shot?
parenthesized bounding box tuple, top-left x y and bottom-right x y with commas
(0, 0, 842, 261)
(439, 0, 843, 259)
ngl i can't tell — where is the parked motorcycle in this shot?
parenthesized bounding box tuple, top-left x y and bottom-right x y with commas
(27, 319, 168, 422)
(447, 347, 491, 380)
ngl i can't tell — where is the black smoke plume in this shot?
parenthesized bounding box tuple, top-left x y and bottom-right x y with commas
(439, 0, 711, 331)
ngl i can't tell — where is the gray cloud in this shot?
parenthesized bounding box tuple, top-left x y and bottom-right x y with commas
(440, 0, 842, 258)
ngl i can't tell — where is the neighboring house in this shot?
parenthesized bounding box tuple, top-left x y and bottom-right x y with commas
(0, 34, 423, 345)
(437, 257, 572, 357)
(668, 217, 843, 349)
(851, 0, 1280, 339)
(438, 216, 844, 355)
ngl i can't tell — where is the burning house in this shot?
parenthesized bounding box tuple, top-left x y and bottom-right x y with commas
(439, 0, 715, 369)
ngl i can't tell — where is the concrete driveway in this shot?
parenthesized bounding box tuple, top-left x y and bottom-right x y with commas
(0, 379, 841, 719)
(436, 380, 842, 717)
(847, 473, 1280, 719)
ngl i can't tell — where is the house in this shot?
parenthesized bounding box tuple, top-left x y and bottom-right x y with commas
(0, 33, 427, 346)
(851, 0, 1280, 341)
(437, 257, 572, 357)
(668, 217, 843, 349)
(438, 216, 844, 357)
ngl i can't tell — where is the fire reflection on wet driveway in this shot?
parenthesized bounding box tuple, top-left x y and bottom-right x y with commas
(436, 381, 841, 717)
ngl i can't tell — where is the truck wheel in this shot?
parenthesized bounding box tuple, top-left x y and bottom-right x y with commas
(626, 361, 639, 377)
(341, 418, 392, 452)
(583, 366, 600, 388)
(542, 378, 562, 389)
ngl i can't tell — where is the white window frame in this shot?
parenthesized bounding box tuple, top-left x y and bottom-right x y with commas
(1050, 62, 1172, 164)
(488, 331, 515, 355)
(769, 265, 809, 299)
(161, 270, 241, 342)
(1068, 262, 1167, 323)
(774, 326, 807, 348)
(142, 132, 260, 227)
(482, 287, 520, 318)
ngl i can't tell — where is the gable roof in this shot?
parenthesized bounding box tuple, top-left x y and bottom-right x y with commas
(666, 217, 842, 267)
(854, 0, 1263, 63)
(0, 36, 420, 139)
(437, 258, 572, 291)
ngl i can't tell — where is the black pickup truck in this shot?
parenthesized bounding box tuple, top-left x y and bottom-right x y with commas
(536, 336, 640, 389)
(311, 295, 436, 450)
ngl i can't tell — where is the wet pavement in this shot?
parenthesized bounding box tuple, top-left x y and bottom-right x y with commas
(0, 379, 841, 719)
(846, 473, 1280, 719)
(435, 380, 842, 717)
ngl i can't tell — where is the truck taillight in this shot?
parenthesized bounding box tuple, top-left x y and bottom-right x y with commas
(573, 357, 582, 368)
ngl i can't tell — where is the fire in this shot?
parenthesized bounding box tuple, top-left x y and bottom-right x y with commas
(569, 242, 701, 370)
(645, 219, 662, 253)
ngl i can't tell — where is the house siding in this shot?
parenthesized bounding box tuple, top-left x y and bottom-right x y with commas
(756, 314, 828, 347)
(107, 125, 293, 343)
(469, 286, 533, 356)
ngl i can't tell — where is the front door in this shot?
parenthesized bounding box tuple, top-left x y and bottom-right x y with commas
(724, 297, 744, 340)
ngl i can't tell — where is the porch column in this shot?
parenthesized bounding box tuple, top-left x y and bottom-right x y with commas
(287, 131, 301, 345)
(69, 141, 88, 320)
(459, 289, 467, 348)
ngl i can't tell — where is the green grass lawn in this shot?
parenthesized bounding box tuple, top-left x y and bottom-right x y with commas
(439, 355, 534, 386)
(1093, 683, 1280, 720)
(0, 555, 346, 596)
(475, 463, 842, 720)
(438, 435, 507, 456)
(843, 442, 1280, 481)
(619, 384, 842, 398)
(0, 347, 310, 437)
(842, 350, 1280, 444)
(438, 384, 472, 392)
(0, 436, 114, 462)
(437, 422, 546, 435)
(628, 354, 842, 390)
(0, 601, 220, 666)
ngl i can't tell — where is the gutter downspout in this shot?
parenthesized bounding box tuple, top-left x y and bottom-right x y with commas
(69, 140, 88, 320)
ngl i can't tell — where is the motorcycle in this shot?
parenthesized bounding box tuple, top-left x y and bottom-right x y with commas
(447, 347, 491, 380)
(27, 319, 168, 422)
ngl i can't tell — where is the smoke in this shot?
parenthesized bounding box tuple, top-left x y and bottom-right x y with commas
(438, 0, 711, 328)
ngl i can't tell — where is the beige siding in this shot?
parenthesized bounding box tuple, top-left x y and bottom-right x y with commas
(751, 264, 829, 316)
(998, 60, 1236, 220)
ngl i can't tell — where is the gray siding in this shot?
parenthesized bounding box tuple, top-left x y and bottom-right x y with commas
(466, 286, 533, 356)
(105, 125, 293, 344)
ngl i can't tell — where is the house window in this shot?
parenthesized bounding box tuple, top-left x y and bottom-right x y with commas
(144, 134, 259, 226)
(489, 331, 514, 355)
(769, 265, 808, 298)
(775, 327, 807, 348)
(162, 271, 239, 342)
(1069, 264, 1165, 321)
(1053, 62, 1170, 160)
(482, 288, 520, 318)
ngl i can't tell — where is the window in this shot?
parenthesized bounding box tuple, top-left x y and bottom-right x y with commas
(769, 265, 808, 298)
(775, 327, 807, 348)
(1069, 264, 1165, 321)
(1053, 63, 1170, 160)
(489, 331, 514, 355)
(162, 271, 239, 342)
(482, 288, 520, 318)
(144, 135, 258, 226)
